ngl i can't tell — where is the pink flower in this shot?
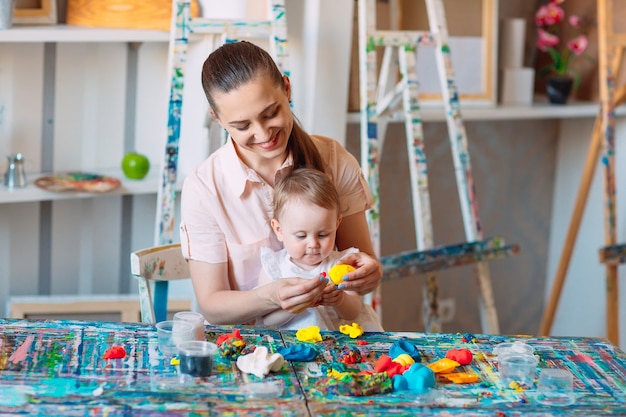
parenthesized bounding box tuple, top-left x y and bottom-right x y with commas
(537, 28, 560, 51)
(535, 4, 565, 26)
(567, 35, 588, 55)
(568, 15, 581, 27)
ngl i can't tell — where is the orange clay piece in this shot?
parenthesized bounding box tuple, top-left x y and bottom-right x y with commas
(442, 372, 479, 384)
(427, 358, 460, 374)
(329, 264, 355, 285)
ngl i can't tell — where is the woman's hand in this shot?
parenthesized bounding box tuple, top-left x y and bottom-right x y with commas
(268, 275, 328, 314)
(335, 251, 382, 295)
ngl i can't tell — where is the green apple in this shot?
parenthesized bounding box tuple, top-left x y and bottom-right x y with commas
(121, 152, 150, 180)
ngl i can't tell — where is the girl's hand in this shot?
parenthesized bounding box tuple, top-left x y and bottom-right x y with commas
(334, 252, 382, 295)
(318, 280, 345, 306)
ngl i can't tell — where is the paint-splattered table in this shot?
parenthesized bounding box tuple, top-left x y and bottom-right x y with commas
(0, 319, 625, 416)
(283, 330, 626, 416)
(0, 319, 306, 416)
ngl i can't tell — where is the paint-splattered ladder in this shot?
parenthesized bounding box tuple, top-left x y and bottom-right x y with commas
(149, 0, 289, 323)
(358, 0, 518, 333)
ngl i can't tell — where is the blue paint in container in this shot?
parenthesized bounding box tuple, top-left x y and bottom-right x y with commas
(178, 340, 217, 377)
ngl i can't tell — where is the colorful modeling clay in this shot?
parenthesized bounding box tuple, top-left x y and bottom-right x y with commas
(442, 372, 479, 384)
(328, 264, 355, 285)
(373, 355, 409, 378)
(296, 325, 322, 343)
(392, 363, 436, 393)
(217, 329, 247, 360)
(460, 332, 477, 343)
(392, 353, 415, 367)
(216, 329, 243, 345)
(314, 371, 392, 396)
(277, 344, 318, 361)
(339, 322, 364, 338)
(338, 346, 363, 364)
(427, 358, 460, 374)
(389, 339, 421, 361)
(103, 346, 126, 360)
(446, 348, 473, 365)
(236, 346, 285, 378)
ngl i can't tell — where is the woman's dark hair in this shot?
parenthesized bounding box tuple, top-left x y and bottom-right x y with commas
(201, 41, 324, 172)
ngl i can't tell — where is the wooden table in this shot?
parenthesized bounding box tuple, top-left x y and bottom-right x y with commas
(0, 318, 624, 416)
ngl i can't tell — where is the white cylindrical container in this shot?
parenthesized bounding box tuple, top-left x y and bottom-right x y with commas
(500, 18, 527, 69)
(501, 68, 535, 105)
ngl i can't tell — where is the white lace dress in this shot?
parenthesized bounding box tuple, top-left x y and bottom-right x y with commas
(258, 246, 383, 331)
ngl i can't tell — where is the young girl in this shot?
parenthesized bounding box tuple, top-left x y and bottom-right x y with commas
(258, 168, 383, 331)
(180, 40, 382, 325)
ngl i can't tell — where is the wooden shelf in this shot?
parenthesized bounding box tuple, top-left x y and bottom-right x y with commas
(0, 25, 170, 43)
(0, 169, 183, 205)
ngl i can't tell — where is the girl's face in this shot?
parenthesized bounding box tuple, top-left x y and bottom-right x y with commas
(211, 74, 293, 168)
(271, 198, 341, 270)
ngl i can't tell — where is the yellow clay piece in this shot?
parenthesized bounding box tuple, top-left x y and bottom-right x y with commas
(170, 357, 180, 366)
(392, 353, 415, 367)
(328, 264, 356, 285)
(296, 325, 322, 343)
(442, 372, 479, 384)
(339, 322, 364, 338)
(427, 358, 460, 373)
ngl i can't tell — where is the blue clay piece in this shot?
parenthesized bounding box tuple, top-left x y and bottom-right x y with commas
(389, 340, 421, 361)
(392, 363, 435, 393)
(277, 344, 318, 361)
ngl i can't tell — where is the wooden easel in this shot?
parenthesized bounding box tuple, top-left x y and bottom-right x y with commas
(150, 0, 289, 321)
(539, 0, 626, 345)
(358, 0, 518, 333)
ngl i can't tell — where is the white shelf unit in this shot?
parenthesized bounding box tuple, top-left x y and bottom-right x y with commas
(346, 100, 626, 123)
(0, 25, 179, 310)
(0, 25, 170, 42)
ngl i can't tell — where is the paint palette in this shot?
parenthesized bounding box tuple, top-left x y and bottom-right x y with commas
(35, 172, 121, 193)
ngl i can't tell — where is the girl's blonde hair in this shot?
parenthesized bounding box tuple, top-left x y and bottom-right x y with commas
(273, 168, 340, 221)
(201, 41, 325, 172)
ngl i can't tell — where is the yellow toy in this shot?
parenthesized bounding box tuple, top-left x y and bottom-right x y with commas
(328, 264, 356, 285)
(296, 325, 322, 343)
(339, 322, 364, 338)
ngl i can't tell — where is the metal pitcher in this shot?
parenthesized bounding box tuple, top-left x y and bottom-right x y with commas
(4, 153, 27, 189)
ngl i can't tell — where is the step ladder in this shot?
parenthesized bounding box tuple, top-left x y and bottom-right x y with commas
(540, 0, 626, 345)
(148, 0, 289, 322)
(358, 0, 518, 333)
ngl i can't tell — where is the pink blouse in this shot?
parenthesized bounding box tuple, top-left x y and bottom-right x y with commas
(179, 135, 373, 291)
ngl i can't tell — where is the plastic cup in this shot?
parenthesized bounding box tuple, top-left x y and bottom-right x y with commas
(499, 353, 538, 386)
(537, 368, 575, 406)
(493, 340, 534, 360)
(173, 311, 206, 341)
(177, 340, 217, 377)
(156, 320, 194, 356)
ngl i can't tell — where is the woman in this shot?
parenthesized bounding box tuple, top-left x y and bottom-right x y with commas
(180, 40, 381, 325)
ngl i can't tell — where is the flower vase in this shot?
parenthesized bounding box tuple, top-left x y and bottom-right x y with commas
(545, 76, 573, 105)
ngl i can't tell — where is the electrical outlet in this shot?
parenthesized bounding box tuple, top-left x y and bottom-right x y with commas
(439, 298, 456, 323)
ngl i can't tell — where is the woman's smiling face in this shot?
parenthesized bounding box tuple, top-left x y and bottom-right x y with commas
(211, 74, 293, 167)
